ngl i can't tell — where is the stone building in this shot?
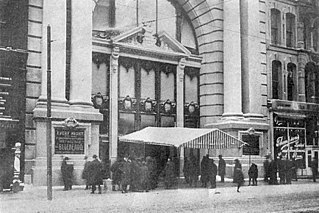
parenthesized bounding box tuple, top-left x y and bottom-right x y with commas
(0, 0, 318, 186)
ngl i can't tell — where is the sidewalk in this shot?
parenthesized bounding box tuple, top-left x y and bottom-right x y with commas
(0, 178, 318, 213)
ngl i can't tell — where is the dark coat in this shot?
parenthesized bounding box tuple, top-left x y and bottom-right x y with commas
(110, 160, 122, 184)
(208, 159, 218, 177)
(81, 161, 90, 180)
(218, 158, 226, 176)
(120, 160, 131, 186)
(200, 157, 209, 183)
(248, 163, 258, 178)
(233, 162, 244, 184)
(87, 159, 103, 185)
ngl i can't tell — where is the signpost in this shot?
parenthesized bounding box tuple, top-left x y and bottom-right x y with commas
(47, 25, 52, 201)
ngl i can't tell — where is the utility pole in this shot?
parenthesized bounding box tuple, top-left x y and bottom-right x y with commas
(47, 25, 52, 201)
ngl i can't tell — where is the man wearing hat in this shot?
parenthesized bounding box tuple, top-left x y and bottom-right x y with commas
(218, 155, 226, 183)
(87, 154, 103, 194)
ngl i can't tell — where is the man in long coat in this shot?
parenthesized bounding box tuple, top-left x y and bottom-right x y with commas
(208, 157, 218, 189)
(110, 158, 122, 191)
(120, 156, 132, 193)
(200, 155, 209, 187)
(310, 157, 318, 182)
(61, 156, 73, 191)
(87, 154, 103, 194)
(218, 155, 226, 183)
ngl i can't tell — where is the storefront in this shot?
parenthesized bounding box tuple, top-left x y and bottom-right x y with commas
(269, 99, 319, 176)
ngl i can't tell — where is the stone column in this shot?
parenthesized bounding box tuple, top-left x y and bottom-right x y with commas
(109, 47, 119, 164)
(69, 0, 94, 107)
(223, 0, 243, 118)
(39, 0, 67, 105)
(176, 58, 186, 127)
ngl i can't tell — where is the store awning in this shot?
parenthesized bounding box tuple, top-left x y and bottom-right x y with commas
(119, 127, 247, 149)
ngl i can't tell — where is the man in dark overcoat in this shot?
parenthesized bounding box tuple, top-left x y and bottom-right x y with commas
(183, 157, 191, 184)
(81, 156, 90, 190)
(120, 156, 131, 193)
(200, 155, 209, 187)
(189, 155, 198, 187)
(61, 156, 74, 191)
(310, 157, 318, 182)
(218, 155, 226, 183)
(208, 157, 218, 189)
(87, 154, 103, 194)
(248, 163, 258, 186)
(110, 158, 122, 191)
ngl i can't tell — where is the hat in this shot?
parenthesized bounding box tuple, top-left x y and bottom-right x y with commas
(92, 154, 98, 159)
(64, 157, 69, 160)
(218, 155, 222, 158)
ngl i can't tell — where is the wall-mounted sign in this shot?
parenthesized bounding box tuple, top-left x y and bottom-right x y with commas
(55, 128, 85, 154)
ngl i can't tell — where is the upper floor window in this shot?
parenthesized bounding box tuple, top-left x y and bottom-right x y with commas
(272, 60, 282, 99)
(286, 13, 295, 48)
(287, 63, 296, 101)
(271, 9, 281, 45)
(93, 0, 198, 53)
(305, 62, 318, 103)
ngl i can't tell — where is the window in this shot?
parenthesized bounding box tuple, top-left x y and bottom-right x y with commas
(272, 60, 282, 99)
(305, 62, 318, 103)
(287, 63, 296, 101)
(286, 13, 295, 48)
(271, 9, 281, 45)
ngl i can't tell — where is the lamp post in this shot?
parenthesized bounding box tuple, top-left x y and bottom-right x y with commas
(47, 25, 52, 201)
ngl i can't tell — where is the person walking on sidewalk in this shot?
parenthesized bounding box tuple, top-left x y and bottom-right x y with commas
(310, 157, 318, 182)
(81, 156, 90, 190)
(248, 163, 258, 186)
(208, 157, 218, 189)
(233, 159, 244, 192)
(61, 156, 74, 191)
(87, 154, 103, 194)
(218, 155, 226, 183)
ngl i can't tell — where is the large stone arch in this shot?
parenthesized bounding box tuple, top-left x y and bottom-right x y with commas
(175, 0, 224, 126)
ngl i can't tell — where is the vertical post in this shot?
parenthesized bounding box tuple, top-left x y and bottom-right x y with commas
(156, 0, 158, 34)
(47, 25, 52, 201)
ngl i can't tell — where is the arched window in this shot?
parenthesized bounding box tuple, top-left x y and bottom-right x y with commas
(272, 60, 282, 99)
(287, 63, 296, 101)
(286, 13, 295, 48)
(93, 0, 198, 53)
(305, 62, 318, 103)
(271, 9, 281, 45)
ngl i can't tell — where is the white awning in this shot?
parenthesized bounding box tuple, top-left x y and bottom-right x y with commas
(119, 127, 247, 149)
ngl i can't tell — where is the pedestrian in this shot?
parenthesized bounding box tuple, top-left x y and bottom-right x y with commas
(140, 160, 150, 192)
(200, 155, 209, 187)
(263, 154, 270, 182)
(120, 156, 131, 193)
(248, 163, 258, 186)
(218, 155, 226, 183)
(189, 155, 198, 187)
(164, 158, 176, 189)
(233, 159, 244, 192)
(183, 157, 191, 184)
(81, 156, 90, 190)
(110, 158, 122, 191)
(278, 155, 287, 184)
(291, 156, 298, 181)
(268, 157, 278, 185)
(208, 157, 217, 189)
(61, 156, 74, 191)
(87, 154, 103, 194)
(310, 157, 318, 182)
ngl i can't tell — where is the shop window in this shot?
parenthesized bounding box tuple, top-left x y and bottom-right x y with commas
(305, 62, 318, 103)
(271, 9, 281, 45)
(287, 63, 296, 101)
(286, 13, 295, 48)
(272, 60, 282, 99)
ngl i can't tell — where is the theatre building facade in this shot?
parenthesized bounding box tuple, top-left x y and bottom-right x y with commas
(1, 0, 318, 186)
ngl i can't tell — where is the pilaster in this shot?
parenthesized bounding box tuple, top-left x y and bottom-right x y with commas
(176, 58, 186, 127)
(109, 47, 120, 164)
(223, 0, 243, 118)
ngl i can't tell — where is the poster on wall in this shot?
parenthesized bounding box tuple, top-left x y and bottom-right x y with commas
(54, 128, 85, 154)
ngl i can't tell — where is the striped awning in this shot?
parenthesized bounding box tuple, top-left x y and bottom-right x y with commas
(119, 127, 247, 149)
